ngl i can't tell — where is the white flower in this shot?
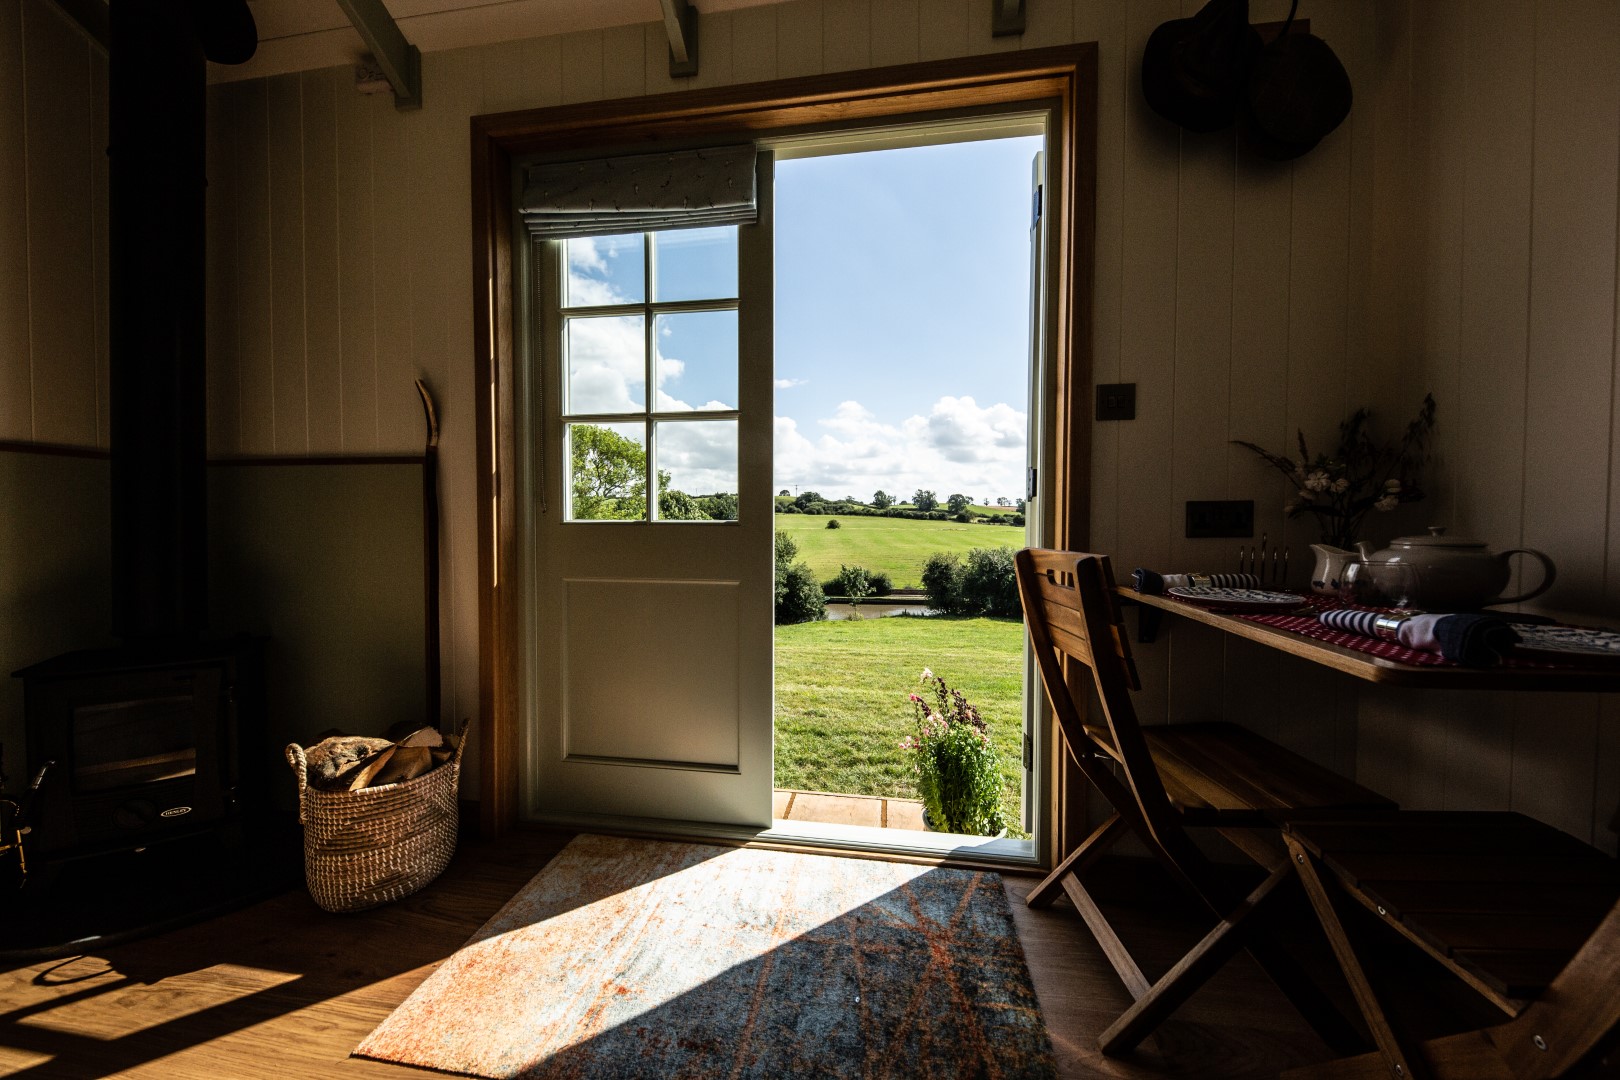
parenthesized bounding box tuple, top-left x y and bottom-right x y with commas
(1305, 470, 1331, 492)
(1331, 477, 1350, 493)
(1297, 489, 1315, 502)
(919, 667, 933, 682)
(1374, 494, 1399, 512)
(1384, 478, 1402, 492)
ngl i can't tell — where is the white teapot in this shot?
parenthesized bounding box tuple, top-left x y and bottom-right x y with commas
(1354, 528, 1556, 611)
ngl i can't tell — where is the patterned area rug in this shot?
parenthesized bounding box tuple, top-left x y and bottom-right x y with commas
(356, 833, 1055, 1079)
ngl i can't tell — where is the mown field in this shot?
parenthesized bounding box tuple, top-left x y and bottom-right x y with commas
(775, 514, 1021, 588)
(774, 615, 1026, 833)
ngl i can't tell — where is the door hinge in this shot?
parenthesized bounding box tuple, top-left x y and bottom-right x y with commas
(1023, 731, 1033, 771)
(1026, 467, 1037, 502)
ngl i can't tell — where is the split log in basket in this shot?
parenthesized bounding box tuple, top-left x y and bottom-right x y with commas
(304, 726, 458, 793)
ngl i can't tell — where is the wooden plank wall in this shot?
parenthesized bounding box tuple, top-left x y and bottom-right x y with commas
(1358, 1, 1620, 854)
(10, 0, 1618, 845)
(0, 0, 107, 448)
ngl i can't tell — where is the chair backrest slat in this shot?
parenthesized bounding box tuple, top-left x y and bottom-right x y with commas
(1015, 549, 1196, 862)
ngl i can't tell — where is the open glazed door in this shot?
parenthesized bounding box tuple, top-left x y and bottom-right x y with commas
(526, 154, 777, 829)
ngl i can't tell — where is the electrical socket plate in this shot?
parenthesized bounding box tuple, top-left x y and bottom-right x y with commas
(1096, 383, 1135, 421)
(1185, 500, 1254, 538)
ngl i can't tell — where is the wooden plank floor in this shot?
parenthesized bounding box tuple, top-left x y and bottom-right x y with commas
(0, 830, 1334, 1079)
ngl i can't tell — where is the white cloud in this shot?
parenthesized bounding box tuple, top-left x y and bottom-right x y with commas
(774, 396, 1027, 503)
(565, 314, 644, 412)
(774, 377, 808, 389)
(659, 420, 738, 495)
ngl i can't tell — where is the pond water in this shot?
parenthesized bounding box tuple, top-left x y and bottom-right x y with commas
(824, 602, 934, 621)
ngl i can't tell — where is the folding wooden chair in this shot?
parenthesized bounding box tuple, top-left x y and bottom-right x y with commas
(1283, 812, 1620, 1079)
(1014, 549, 1397, 1055)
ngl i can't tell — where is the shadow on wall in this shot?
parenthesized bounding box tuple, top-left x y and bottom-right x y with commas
(0, 448, 432, 815)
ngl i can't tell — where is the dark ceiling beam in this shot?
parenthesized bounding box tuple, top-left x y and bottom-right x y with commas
(335, 0, 421, 109)
(659, 0, 699, 78)
(46, 0, 110, 52)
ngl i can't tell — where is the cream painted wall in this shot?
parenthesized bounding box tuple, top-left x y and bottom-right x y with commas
(1354, 0, 1620, 851)
(0, 0, 108, 448)
(7, 0, 1617, 846)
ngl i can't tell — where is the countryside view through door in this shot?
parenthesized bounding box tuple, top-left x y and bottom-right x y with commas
(771, 132, 1043, 843)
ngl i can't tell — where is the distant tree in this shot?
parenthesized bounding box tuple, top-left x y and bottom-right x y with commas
(826, 518, 841, 529)
(658, 488, 705, 520)
(913, 489, 938, 513)
(982, 497, 991, 505)
(996, 496, 1011, 507)
(571, 424, 648, 519)
(836, 564, 873, 616)
(1015, 497, 1026, 511)
(946, 493, 972, 514)
(774, 532, 825, 625)
(695, 492, 739, 520)
(921, 552, 968, 615)
(871, 490, 894, 509)
(779, 488, 791, 497)
(794, 490, 823, 510)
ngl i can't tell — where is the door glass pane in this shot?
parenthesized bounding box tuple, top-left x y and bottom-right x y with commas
(565, 233, 644, 307)
(655, 311, 737, 412)
(567, 422, 648, 521)
(652, 226, 738, 302)
(655, 419, 738, 521)
(566, 314, 645, 414)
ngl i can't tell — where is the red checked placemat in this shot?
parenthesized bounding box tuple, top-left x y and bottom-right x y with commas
(1231, 596, 1451, 667)
(1167, 594, 1583, 671)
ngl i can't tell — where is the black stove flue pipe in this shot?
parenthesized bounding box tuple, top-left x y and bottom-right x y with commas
(108, 0, 254, 641)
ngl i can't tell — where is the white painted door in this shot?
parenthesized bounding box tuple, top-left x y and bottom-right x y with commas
(528, 157, 775, 829)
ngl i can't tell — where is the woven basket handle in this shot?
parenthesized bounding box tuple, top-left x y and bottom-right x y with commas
(450, 718, 474, 768)
(285, 742, 311, 824)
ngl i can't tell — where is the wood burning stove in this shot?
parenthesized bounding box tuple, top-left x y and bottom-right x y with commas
(16, 641, 265, 862)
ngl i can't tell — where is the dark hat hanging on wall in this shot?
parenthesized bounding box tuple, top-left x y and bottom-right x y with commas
(1141, 0, 1352, 159)
(1140, 0, 1261, 133)
(1242, 1, 1352, 159)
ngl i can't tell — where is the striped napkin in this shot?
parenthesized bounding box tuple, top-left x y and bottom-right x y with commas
(1317, 609, 1521, 668)
(1132, 568, 1263, 595)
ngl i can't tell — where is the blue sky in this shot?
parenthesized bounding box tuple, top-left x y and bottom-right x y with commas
(562, 133, 1041, 501)
(773, 135, 1041, 504)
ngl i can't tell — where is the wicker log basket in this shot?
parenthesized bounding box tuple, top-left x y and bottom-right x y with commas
(285, 725, 468, 914)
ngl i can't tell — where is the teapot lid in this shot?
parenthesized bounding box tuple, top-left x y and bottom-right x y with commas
(1388, 526, 1487, 549)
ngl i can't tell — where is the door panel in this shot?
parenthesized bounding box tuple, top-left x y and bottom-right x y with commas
(562, 577, 740, 768)
(528, 154, 774, 830)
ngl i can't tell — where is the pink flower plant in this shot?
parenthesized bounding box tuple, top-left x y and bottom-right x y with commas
(900, 669, 1004, 836)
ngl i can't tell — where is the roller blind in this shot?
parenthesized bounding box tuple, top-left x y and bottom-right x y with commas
(519, 144, 758, 238)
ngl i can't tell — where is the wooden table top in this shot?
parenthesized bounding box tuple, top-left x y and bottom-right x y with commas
(1118, 587, 1620, 692)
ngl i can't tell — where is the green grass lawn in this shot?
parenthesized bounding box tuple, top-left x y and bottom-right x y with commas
(776, 514, 1021, 588)
(774, 615, 1025, 833)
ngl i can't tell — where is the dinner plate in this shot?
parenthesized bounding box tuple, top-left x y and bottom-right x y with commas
(1165, 586, 1305, 612)
(1511, 624, 1620, 660)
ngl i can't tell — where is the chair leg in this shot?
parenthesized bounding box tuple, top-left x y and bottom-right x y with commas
(1064, 874, 1152, 1000)
(1098, 863, 1291, 1055)
(1285, 835, 1429, 1080)
(1028, 811, 1127, 910)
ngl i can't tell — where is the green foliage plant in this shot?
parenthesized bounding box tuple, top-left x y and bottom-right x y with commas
(912, 489, 938, 513)
(774, 531, 826, 624)
(961, 547, 1020, 617)
(900, 669, 1005, 836)
(836, 564, 873, 616)
(921, 552, 968, 615)
(826, 518, 841, 529)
